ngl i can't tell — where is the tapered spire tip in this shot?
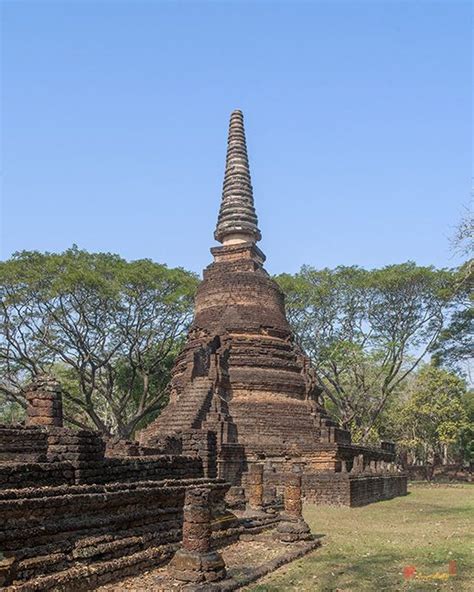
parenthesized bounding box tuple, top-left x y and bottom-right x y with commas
(214, 110, 261, 245)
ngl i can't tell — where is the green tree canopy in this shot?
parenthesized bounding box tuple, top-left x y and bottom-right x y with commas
(0, 247, 198, 438)
(430, 261, 473, 377)
(390, 366, 469, 465)
(276, 263, 457, 441)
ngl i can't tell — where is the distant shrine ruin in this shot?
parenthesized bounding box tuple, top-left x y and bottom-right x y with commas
(0, 111, 406, 591)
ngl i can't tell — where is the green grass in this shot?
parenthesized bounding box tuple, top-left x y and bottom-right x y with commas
(248, 483, 474, 591)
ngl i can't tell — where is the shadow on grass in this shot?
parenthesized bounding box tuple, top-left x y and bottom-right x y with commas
(423, 506, 473, 516)
(249, 550, 406, 592)
(249, 550, 471, 592)
(311, 550, 405, 592)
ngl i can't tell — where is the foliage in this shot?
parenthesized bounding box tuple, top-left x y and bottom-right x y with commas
(432, 307, 473, 374)
(0, 247, 198, 438)
(454, 390, 474, 465)
(0, 394, 24, 424)
(431, 262, 473, 378)
(432, 204, 474, 379)
(450, 203, 473, 258)
(276, 263, 456, 441)
(390, 366, 470, 464)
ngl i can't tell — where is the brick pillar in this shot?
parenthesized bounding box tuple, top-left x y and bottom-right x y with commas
(169, 487, 226, 584)
(283, 473, 303, 519)
(277, 473, 312, 543)
(25, 375, 63, 427)
(246, 463, 264, 512)
(353, 454, 365, 474)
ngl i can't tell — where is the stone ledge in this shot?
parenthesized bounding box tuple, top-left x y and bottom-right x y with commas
(4, 543, 180, 591)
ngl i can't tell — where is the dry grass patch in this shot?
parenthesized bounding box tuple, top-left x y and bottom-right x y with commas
(248, 483, 473, 592)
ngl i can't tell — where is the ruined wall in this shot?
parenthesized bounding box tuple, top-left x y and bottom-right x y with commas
(0, 421, 204, 491)
(106, 435, 182, 458)
(245, 456, 406, 508)
(182, 429, 217, 479)
(349, 474, 408, 506)
(0, 425, 48, 463)
(302, 473, 351, 505)
(0, 479, 230, 590)
(0, 377, 238, 590)
(218, 442, 245, 483)
(0, 460, 75, 490)
(302, 473, 408, 507)
(75, 455, 203, 485)
(0, 453, 203, 490)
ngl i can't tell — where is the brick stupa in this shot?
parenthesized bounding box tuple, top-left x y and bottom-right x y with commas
(140, 110, 406, 506)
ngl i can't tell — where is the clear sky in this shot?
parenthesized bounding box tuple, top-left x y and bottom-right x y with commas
(1, 0, 472, 276)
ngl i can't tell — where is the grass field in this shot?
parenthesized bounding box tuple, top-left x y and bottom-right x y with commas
(249, 483, 473, 592)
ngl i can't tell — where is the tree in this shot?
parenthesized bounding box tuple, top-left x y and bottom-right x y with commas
(454, 390, 474, 466)
(432, 204, 474, 378)
(0, 247, 198, 438)
(431, 306, 473, 375)
(450, 203, 473, 258)
(391, 366, 469, 465)
(276, 263, 456, 441)
(0, 397, 23, 424)
(431, 257, 473, 378)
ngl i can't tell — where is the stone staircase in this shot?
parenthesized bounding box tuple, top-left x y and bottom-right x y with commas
(140, 377, 214, 444)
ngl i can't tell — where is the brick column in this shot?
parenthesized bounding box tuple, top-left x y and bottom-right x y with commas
(246, 463, 264, 512)
(283, 473, 304, 520)
(25, 375, 63, 427)
(352, 454, 364, 474)
(277, 473, 312, 543)
(169, 487, 226, 584)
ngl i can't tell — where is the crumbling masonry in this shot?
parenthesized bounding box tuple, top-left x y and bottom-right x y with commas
(140, 110, 407, 507)
(0, 110, 406, 591)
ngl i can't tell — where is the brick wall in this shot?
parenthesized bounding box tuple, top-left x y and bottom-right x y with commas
(74, 455, 203, 485)
(302, 472, 408, 506)
(182, 430, 217, 478)
(0, 478, 230, 589)
(0, 455, 203, 490)
(349, 474, 408, 506)
(0, 461, 75, 489)
(0, 425, 48, 463)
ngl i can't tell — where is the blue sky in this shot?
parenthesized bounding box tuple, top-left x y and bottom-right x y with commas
(1, 0, 472, 275)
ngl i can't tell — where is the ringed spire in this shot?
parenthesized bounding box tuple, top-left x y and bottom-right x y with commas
(214, 110, 261, 245)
